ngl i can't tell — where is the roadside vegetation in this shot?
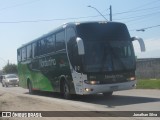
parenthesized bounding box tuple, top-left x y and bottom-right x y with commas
(2, 63, 17, 74)
(136, 79, 160, 89)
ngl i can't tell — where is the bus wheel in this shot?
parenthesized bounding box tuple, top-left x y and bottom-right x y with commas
(5, 83, 8, 87)
(28, 81, 33, 94)
(63, 82, 71, 99)
(103, 92, 113, 97)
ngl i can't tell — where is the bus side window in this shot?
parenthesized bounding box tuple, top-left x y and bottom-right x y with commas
(33, 41, 40, 57)
(40, 39, 46, 55)
(32, 42, 38, 58)
(46, 35, 55, 53)
(17, 49, 22, 62)
(56, 30, 65, 51)
(27, 44, 32, 59)
(22, 47, 26, 61)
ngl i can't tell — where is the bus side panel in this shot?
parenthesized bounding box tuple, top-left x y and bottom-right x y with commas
(39, 51, 75, 93)
(18, 63, 28, 89)
(18, 60, 54, 91)
(18, 51, 76, 94)
(30, 51, 75, 93)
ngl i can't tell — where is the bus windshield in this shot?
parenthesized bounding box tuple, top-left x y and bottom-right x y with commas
(84, 41, 135, 72)
(76, 22, 135, 73)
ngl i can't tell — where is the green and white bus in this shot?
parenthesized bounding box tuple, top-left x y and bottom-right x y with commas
(17, 21, 145, 99)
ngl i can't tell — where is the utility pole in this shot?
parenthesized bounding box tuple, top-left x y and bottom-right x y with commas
(109, 5, 112, 21)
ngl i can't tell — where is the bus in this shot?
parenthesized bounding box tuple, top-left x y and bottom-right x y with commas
(17, 21, 145, 99)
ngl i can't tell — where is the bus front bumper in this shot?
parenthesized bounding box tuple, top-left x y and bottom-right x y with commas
(82, 80, 136, 95)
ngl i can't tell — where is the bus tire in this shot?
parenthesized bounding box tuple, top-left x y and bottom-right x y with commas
(103, 91, 113, 97)
(28, 81, 33, 94)
(63, 82, 71, 99)
(5, 83, 8, 87)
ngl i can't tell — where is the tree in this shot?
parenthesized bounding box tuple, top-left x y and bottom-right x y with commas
(3, 64, 18, 74)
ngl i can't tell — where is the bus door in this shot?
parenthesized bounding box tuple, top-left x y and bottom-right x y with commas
(66, 27, 84, 94)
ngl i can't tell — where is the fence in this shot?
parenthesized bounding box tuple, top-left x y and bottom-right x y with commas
(136, 58, 160, 79)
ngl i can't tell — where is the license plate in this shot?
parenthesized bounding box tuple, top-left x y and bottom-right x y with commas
(110, 86, 118, 91)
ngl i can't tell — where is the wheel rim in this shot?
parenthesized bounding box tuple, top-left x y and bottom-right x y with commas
(64, 83, 69, 96)
(63, 82, 70, 99)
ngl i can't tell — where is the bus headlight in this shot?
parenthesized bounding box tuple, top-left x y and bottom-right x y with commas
(85, 88, 93, 92)
(84, 80, 100, 85)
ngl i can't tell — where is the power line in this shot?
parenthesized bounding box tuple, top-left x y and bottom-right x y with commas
(130, 24, 160, 31)
(137, 24, 160, 31)
(115, 10, 160, 21)
(125, 11, 160, 23)
(0, 0, 41, 12)
(0, 15, 104, 24)
(1, 6, 158, 24)
(130, 0, 160, 10)
(0, 1, 159, 24)
(122, 0, 160, 15)
(0, 9, 159, 24)
(114, 5, 160, 16)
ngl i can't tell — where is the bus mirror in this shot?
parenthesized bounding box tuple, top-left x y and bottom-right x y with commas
(76, 37, 85, 55)
(131, 37, 146, 52)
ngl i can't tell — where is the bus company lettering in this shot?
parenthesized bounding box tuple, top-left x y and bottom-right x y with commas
(105, 74, 123, 79)
(40, 58, 56, 67)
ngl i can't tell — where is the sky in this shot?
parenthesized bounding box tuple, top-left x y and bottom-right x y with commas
(0, 0, 160, 69)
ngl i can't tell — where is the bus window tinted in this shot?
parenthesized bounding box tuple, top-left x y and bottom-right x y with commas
(56, 31, 65, 51)
(22, 47, 26, 61)
(46, 35, 55, 53)
(27, 44, 32, 59)
(17, 49, 21, 62)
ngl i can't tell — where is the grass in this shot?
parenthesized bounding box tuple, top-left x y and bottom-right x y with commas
(136, 79, 160, 89)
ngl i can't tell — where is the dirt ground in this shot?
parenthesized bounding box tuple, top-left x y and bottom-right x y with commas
(1, 88, 159, 120)
(0, 90, 123, 120)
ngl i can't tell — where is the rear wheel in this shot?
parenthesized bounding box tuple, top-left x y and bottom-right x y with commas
(103, 92, 113, 97)
(2, 83, 4, 87)
(28, 81, 33, 94)
(63, 82, 71, 99)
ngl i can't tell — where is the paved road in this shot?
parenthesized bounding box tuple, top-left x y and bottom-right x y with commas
(0, 84, 160, 120)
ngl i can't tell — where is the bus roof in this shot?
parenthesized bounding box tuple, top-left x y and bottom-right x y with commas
(17, 21, 126, 49)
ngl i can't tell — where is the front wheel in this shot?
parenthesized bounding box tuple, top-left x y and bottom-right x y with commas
(5, 83, 8, 87)
(63, 82, 71, 99)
